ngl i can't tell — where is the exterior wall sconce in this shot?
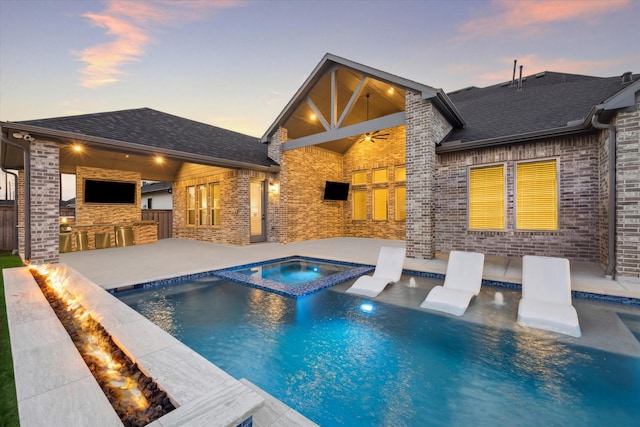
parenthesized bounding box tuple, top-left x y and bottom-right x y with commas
(268, 182, 279, 194)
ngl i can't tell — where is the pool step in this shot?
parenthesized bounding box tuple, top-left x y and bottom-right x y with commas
(618, 312, 640, 343)
(239, 379, 319, 427)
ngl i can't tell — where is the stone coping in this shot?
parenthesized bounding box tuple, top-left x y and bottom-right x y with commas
(3, 265, 264, 427)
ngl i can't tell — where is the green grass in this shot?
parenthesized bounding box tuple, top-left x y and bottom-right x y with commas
(0, 252, 24, 427)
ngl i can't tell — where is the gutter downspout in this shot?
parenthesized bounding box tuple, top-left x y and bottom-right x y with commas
(591, 109, 616, 278)
(0, 135, 31, 260)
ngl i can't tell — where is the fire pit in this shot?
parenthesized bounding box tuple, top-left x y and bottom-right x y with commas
(29, 265, 175, 427)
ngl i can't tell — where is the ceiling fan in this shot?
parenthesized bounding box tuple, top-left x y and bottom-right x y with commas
(356, 94, 390, 144)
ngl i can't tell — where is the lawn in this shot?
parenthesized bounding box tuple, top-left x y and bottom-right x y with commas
(0, 252, 24, 427)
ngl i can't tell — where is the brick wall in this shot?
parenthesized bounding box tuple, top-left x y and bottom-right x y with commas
(75, 166, 141, 225)
(343, 125, 406, 239)
(614, 92, 640, 279)
(405, 91, 452, 259)
(173, 164, 274, 245)
(435, 134, 601, 261)
(29, 139, 60, 264)
(281, 146, 344, 242)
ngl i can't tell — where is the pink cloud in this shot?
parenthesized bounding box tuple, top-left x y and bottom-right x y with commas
(458, 0, 631, 38)
(77, 0, 244, 88)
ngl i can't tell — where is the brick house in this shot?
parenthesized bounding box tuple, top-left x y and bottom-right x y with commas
(1, 54, 638, 281)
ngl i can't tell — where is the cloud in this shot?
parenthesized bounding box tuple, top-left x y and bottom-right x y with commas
(76, 0, 244, 88)
(458, 0, 631, 38)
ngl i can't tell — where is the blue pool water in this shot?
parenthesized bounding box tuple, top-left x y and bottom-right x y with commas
(117, 279, 640, 426)
(234, 258, 352, 286)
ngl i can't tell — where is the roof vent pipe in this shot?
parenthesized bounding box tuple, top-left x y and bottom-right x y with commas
(511, 59, 517, 87)
(518, 65, 523, 91)
(621, 71, 633, 84)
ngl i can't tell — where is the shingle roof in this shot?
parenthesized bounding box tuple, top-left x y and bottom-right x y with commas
(15, 108, 275, 167)
(445, 72, 639, 144)
(141, 181, 172, 194)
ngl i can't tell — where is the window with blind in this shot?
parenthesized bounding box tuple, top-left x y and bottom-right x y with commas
(469, 165, 505, 230)
(352, 171, 367, 185)
(516, 160, 558, 230)
(210, 182, 221, 226)
(373, 188, 388, 220)
(186, 186, 196, 225)
(197, 184, 207, 226)
(353, 189, 367, 220)
(395, 186, 406, 221)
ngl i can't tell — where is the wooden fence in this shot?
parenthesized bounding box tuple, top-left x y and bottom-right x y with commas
(0, 204, 16, 251)
(142, 209, 172, 240)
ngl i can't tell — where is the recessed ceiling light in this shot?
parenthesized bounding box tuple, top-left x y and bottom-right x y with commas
(72, 144, 83, 152)
(155, 155, 164, 164)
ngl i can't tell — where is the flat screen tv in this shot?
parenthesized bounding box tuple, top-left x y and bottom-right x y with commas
(323, 181, 349, 201)
(84, 179, 136, 204)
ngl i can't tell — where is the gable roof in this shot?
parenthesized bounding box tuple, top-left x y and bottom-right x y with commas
(261, 53, 464, 143)
(440, 71, 639, 151)
(6, 108, 277, 170)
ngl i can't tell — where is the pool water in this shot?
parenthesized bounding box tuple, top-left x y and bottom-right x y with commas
(118, 279, 640, 427)
(234, 258, 352, 286)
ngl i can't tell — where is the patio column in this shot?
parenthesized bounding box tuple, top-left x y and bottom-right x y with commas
(29, 138, 60, 264)
(615, 92, 640, 279)
(268, 126, 287, 244)
(405, 90, 452, 259)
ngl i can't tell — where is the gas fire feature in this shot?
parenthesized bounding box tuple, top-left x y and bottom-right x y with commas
(29, 265, 176, 427)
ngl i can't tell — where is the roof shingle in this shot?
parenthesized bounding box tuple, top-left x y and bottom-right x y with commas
(16, 108, 275, 167)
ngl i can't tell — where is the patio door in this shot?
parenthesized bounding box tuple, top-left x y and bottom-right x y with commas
(250, 179, 267, 243)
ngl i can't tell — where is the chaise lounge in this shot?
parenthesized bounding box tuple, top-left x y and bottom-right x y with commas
(517, 255, 581, 337)
(420, 251, 485, 316)
(345, 246, 406, 298)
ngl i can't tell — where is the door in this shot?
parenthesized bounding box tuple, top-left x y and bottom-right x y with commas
(250, 179, 267, 243)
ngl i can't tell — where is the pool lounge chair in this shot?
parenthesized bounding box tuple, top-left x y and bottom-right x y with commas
(420, 251, 485, 316)
(345, 246, 406, 298)
(517, 255, 581, 337)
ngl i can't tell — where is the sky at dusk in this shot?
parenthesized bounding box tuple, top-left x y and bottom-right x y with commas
(1, 0, 639, 139)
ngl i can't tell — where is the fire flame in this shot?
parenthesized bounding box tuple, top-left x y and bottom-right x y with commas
(29, 265, 150, 413)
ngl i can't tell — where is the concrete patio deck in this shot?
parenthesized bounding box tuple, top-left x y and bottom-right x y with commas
(61, 237, 640, 299)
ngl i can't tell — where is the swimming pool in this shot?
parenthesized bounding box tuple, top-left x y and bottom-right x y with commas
(214, 256, 373, 297)
(117, 279, 640, 426)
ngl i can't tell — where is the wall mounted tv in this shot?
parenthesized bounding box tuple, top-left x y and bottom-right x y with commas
(84, 179, 137, 204)
(323, 181, 349, 201)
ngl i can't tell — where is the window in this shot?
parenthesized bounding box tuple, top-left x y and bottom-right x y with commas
(395, 187, 406, 221)
(147, 198, 152, 210)
(516, 160, 558, 230)
(197, 184, 207, 225)
(352, 171, 367, 185)
(395, 166, 406, 182)
(373, 188, 388, 220)
(373, 168, 388, 183)
(469, 165, 505, 230)
(210, 182, 221, 226)
(186, 186, 196, 225)
(353, 189, 367, 220)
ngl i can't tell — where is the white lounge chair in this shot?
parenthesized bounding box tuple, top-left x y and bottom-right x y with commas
(345, 246, 406, 298)
(420, 251, 485, 316)
(517, 255, 581, 337)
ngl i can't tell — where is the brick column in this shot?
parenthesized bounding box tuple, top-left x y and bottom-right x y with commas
(405, 90, 453, 259)
(17, 170, 25, 260)
(269, 127, 287, 244)
(615, 92, 640, 280)
(405, 91, 436, 259)
(29, 139, 60, 264)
